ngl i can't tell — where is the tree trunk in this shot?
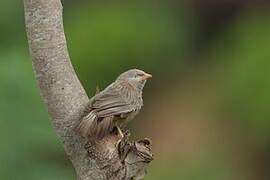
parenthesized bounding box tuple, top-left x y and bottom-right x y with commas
(23, 0, 153, 179)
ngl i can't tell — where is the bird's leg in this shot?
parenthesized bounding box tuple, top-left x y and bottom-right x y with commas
(116, 126, 124, 138)
(115, 126, 125, 150)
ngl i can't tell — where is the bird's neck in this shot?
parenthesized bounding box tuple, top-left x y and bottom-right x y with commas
(117, 80, 136, 91)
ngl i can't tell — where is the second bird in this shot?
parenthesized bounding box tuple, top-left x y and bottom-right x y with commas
(77, 69, 152, 139)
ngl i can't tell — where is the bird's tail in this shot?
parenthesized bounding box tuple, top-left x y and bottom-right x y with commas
(76, 111, 97, 138)
(76, 111, 114, 139)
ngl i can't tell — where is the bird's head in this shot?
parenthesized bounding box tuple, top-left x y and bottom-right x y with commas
(116, 69, 152, 90)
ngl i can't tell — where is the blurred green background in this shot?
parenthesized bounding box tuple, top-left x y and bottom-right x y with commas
(1, 0, 270, 179)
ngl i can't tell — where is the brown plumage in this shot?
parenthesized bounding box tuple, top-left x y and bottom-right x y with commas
(77, 69, 152, 139)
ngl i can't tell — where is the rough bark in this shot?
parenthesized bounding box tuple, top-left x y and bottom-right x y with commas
(23, 0, 153, 179)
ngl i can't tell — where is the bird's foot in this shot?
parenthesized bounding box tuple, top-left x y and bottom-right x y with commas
(115, 130, 130, 147)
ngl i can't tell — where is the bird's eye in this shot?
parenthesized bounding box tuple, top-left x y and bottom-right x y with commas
(136, 73, 144, 77)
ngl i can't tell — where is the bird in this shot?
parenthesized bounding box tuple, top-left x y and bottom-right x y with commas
(76, 69, 152, 140)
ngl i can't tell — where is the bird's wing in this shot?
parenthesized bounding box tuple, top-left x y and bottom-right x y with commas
(91, 83, 134, 117)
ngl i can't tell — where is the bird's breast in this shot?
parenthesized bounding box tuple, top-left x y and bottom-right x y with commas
(114, 110, 140, 128)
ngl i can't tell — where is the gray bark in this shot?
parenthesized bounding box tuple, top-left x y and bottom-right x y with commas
(23, 0, 153, 179)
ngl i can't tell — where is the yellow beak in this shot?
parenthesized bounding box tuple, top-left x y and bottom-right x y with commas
(141, 73, 152, 80)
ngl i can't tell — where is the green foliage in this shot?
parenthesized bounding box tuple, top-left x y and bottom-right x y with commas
(0, 0, 25, 50)
(64, 2, 186, 93)
(210, 11, 270, 143)
(0, 51, 75, 180)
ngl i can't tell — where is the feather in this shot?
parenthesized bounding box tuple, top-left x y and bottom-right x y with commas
(76, 69, 148, 139)
(77, 111, 97, 138)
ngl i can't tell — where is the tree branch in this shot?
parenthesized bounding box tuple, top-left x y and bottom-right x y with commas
(24, 0, 153, 179)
